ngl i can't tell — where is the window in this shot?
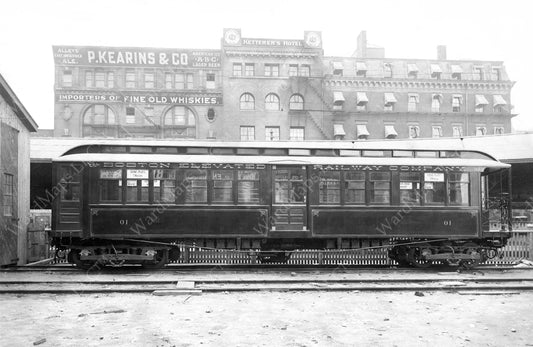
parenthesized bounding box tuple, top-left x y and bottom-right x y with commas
(3, 174, 14, 216)
(431, 94, 442, 113)
(356, 92, 368, 111)
(384, 63, 392, 78)
(99, 168, 122, 202)
(85, 71, 94, 88)
(264, 64, 279, 77)
(369, 172, 390, 204)
(165, 73, 173, 89)
(300, 65, 310, 77)
(126, 107, 136, 124)
(144, 72, 155, 88)
(344, 172, 365, 204)
(476, 126, 487, 136)
(424, 172, 445, 205)
(83, 104, 117, 137)
(125, 70, 136, 88)
(289, 94, 304, 110)
(207, 108, 216, 122)
(473, 66, 484, 81)
(265, 126, 280, 141)
(356, 62, 367, 77)
(407, 64, 418, 79)
(238, 170, 260, 204)
(126, 169, 149, 202)
(432, 126, 443, 138)
(206, 73, 216, 89)
(475, 104, 485, 113)
(289, 127, 305, 141)
(319, 171, 340, 203)
(492, 67, 502, 81)
(245, 63, 255, 76)
(384, 93, 397, 112)
(163, 106, 196, 138)
(239, 93, 255, 110)
(452, 126, 463, 138)
(430, 64, 442, 79)
(185, 170, 207, 203)
(95, 71, 106, 88)
(62, 70, 72, 87)
(212, 170, 234, 204)
(240, 126, 255, 141)
(494, 127, 504, 135)
(408, 125, 420, 139)
(265, 93, 280, 111)
(408, 94, 418, 112)
(153, 169, 176, 203)
(274, 168, 305, 203)
(60, 166, 81, 201)
(452, 95, 462, 112)
(88, 71, 113, 88)
(448, 173, 469, 206)
(400, 172, 421, 205)
(175, 73, 194, 89)
(451, 65, 462, 80)
(107, 72, 114, 88)
(332, 62, 343, 76)
(289, 64, 298, 77)
(233, 63, 242, 76)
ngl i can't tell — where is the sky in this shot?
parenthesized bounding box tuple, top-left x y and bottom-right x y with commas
(0, 0, 531, 131)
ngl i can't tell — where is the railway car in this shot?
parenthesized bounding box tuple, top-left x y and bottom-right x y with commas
(49, 141, 512, 268)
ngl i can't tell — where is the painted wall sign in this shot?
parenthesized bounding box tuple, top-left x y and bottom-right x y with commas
(53, 46, 221, 68)
(56, 93, 222, 105)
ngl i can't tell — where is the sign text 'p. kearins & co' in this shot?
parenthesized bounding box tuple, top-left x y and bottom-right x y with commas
(53, 46, 221, 68)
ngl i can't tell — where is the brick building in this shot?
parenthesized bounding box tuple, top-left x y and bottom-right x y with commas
(52, 29, 514, 141)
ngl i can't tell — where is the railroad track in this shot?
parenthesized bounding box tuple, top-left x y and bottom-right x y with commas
(1, 269, 533, 294)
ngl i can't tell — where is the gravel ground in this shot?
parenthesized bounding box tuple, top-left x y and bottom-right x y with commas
(1, 291, 533, 347)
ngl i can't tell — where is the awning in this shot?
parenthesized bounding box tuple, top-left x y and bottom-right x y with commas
(332, 62, 344, 71)
(493, 95, 507, 106)
(432, 93, 443, 101)
(407, 64, 419, 73)
(356, 92, 369, 105)
(384, 125, 398, 139)
(430, 64, 442, 74)
(333, 91, 345, 105)
(334, 124, 346, 136)
(356, 62, 367, 71)
(408, 93, 419, 103)
(356, 124, 370, 138)
(475, 95, 489, 106)
(384, 92, 397, 105)
(451, 65, 463, 74)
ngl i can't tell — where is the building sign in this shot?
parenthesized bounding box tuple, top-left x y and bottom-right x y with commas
(241, 38, 304, 47)
(222, 28, 322, 49)
(56, 92, 222, 105)
(53, 46, 221, 68)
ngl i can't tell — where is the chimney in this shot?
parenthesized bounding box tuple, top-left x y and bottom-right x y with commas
(357, 31, 367, 58)
(437, 45, 447, 60)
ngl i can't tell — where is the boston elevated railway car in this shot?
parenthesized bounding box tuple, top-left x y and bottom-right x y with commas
(50, 141, 512, 268)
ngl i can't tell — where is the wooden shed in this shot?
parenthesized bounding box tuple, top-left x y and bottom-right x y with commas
(0, 73, 38, 265)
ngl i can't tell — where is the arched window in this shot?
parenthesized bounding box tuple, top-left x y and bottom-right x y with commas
(163, 106, 196, 138)
(289, 94, 304, 110)
(82, 104, 116, 137)
(265, 93, 280, 111)
(240, 93, 255, 110)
